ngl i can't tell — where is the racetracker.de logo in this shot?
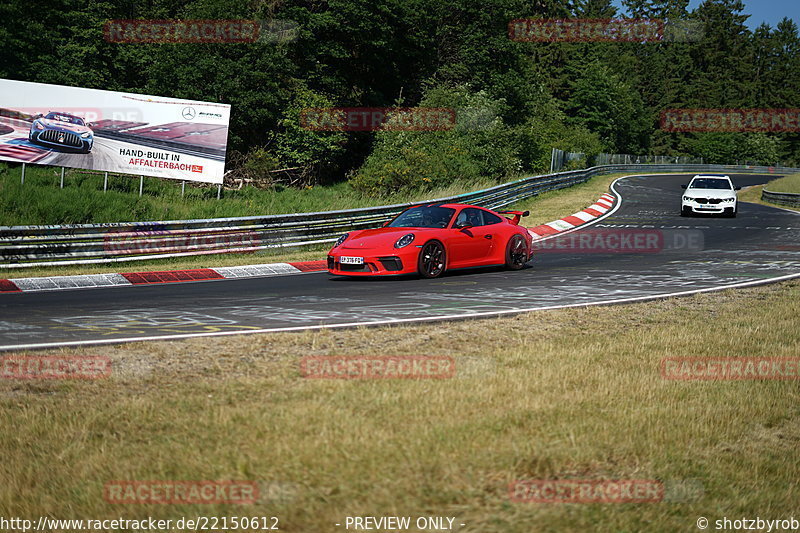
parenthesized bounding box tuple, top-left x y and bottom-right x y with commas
(300, 356, 456, 379)
(104, 20, 260, 43)
(7, 107, 105, 124)
(533, 229, 662, 254)
(299, 108, 456, 132)
(532, 228, 704, 254)
(103, 229, 262, 256)
(509, 479, 665, 503)
(661, 357, 800, 381)
(0, 356, 111, 380)
(661, 108, 800, 132)
(508, 18, 702, 42)
(104, 481, 258, 504)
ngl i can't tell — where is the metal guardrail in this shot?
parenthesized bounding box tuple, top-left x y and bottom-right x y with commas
(762, 189, 800, 208)
(2, 163, 797, 268)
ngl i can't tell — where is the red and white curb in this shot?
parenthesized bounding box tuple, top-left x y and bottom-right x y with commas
(0, 194, 616, 294)
(0, 261, 328, 293)
(528, 193, 616, 240)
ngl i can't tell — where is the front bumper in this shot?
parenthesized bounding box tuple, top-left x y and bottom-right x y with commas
(682, 199, 736, 214)
(30, 130, 93, 152)
(328, 248, 420, 276)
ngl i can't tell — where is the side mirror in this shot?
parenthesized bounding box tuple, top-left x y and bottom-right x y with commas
(681, 184, 687, 189)
(734, 186, 741, 191)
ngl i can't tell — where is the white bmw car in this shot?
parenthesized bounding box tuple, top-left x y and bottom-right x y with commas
(681, 175, 740, 217)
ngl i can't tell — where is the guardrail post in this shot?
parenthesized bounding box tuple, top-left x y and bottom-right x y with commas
(60, 167, 65, 188)
(20, 163, 25, 185)
(217, 184, 222, 199)
(139, 175, 143, 197)
(181, 181, 185, 197)
(103, 172, 108, 192)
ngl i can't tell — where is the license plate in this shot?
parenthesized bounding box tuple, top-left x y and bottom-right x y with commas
(339, 256, 364, 265)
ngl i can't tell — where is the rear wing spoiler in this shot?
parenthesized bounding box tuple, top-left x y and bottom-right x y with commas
(498, 210, 529, 225)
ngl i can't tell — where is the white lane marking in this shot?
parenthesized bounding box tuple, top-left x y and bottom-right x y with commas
(1, 268, 325, 294)
(546, 219, 575, 231)
(12, 273, 131, 291)
(569, 211, 596, 222)
(3, 272, 798, 351)
(534, 179, 625, 242)
(215, 263, 302, 278)
(596, 198, 613, 207)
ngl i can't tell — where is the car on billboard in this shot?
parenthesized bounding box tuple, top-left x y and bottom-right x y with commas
(28, 111, 94, 153)
(680, 174, 740, 217)
(327, 204, 532, 278)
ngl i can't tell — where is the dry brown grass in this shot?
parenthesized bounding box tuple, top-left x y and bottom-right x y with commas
(1, 279, 798, 531)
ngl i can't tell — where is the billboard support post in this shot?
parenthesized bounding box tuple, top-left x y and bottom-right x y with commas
(181, 181, 185, 197)
(60, 167, 65, 189)
(217, 184, 221, 199)
(139, 175, 143, 197)
(21, 163, 25, 185)
(103, 172, 108, 192)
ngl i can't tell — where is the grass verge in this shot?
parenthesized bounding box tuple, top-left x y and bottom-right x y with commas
(1, 279, 798, 531)
(739, 172, 800, 212)
(763, 172, 800, 194)
(0, 163, 501, 225)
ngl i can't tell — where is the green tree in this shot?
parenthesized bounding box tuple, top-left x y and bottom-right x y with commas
(565, 62, 650, 153)
(352, 86, 522, 195)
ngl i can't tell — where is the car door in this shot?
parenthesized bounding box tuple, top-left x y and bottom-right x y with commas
(447, 208, 495, 268)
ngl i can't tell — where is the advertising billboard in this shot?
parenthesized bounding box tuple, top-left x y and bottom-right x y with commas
(0, 79, 230, 184)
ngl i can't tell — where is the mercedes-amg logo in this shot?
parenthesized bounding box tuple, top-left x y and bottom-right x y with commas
(182, 107, 196, 120)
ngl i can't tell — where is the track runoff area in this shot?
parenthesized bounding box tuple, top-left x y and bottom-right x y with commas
(0, 173, 798, 350)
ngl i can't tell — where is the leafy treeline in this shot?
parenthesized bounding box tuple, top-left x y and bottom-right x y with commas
(1, 0, 798, 194)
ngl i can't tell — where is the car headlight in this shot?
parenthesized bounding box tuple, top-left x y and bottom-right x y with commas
(334, 233, 349, 247)
(81, 132, 91, 138)
(394, 233, 415, 248)
(722, 197, 736, 203)
(35, 122, 44, 130)
(683, 196, 694, 202)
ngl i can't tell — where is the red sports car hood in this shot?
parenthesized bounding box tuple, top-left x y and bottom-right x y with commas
(340, 227, 433, 250)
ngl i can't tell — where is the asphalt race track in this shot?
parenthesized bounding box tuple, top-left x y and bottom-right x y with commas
(38, 137, 132, 169)
(1, 173, 798, 350)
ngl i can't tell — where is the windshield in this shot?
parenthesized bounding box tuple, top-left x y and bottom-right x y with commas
(387, 206, 455, 228)
(45, 113, 85, 126)
(690, 178, 732, 190)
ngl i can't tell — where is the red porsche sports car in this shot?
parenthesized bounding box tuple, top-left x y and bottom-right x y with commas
(327, 203, 533, 278)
